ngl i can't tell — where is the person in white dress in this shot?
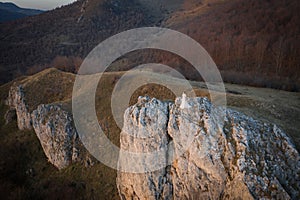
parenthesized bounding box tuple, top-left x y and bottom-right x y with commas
(180, 92, 190, 109)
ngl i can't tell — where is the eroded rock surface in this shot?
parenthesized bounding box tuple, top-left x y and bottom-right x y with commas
(31, 104, 80, 169)
(117, 96, 300, 200)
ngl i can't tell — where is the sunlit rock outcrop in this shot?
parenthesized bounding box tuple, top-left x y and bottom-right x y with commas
(117, 96, 300, 200)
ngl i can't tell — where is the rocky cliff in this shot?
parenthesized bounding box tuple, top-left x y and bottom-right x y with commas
(6, 85, 86, 169)
(117, 96, 300, 200)
(5, 83, 300, 198)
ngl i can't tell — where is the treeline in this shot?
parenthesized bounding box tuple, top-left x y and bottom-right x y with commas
(171, 0, 300, 90)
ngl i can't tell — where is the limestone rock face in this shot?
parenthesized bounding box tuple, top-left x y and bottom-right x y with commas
(117, 96, 173, 200)
(31, 104, 80, 169)
(117, 96, 300, 200)
(6, 85, 32, 130)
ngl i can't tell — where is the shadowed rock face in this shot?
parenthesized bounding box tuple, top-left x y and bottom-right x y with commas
(117, 96, 300, 200)
(4, 108, 17, 124)
(7, 85, 32, 130)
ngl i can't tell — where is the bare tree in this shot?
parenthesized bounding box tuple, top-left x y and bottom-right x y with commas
(234, 37, 244, 71)
(272, 37, 285, 75)
(255, 38, 269, 72)
(286, 43, 299, 77)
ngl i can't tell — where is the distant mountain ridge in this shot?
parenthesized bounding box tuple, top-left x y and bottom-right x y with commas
(0, 2, 44, 22)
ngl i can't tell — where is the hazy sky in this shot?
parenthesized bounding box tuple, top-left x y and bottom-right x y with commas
(2, 0, 77, 10)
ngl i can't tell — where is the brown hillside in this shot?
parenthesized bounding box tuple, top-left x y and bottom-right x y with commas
(0, 0, 154, 83)
(166, 0, 300, 89)
(0, 0, 299, 91)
